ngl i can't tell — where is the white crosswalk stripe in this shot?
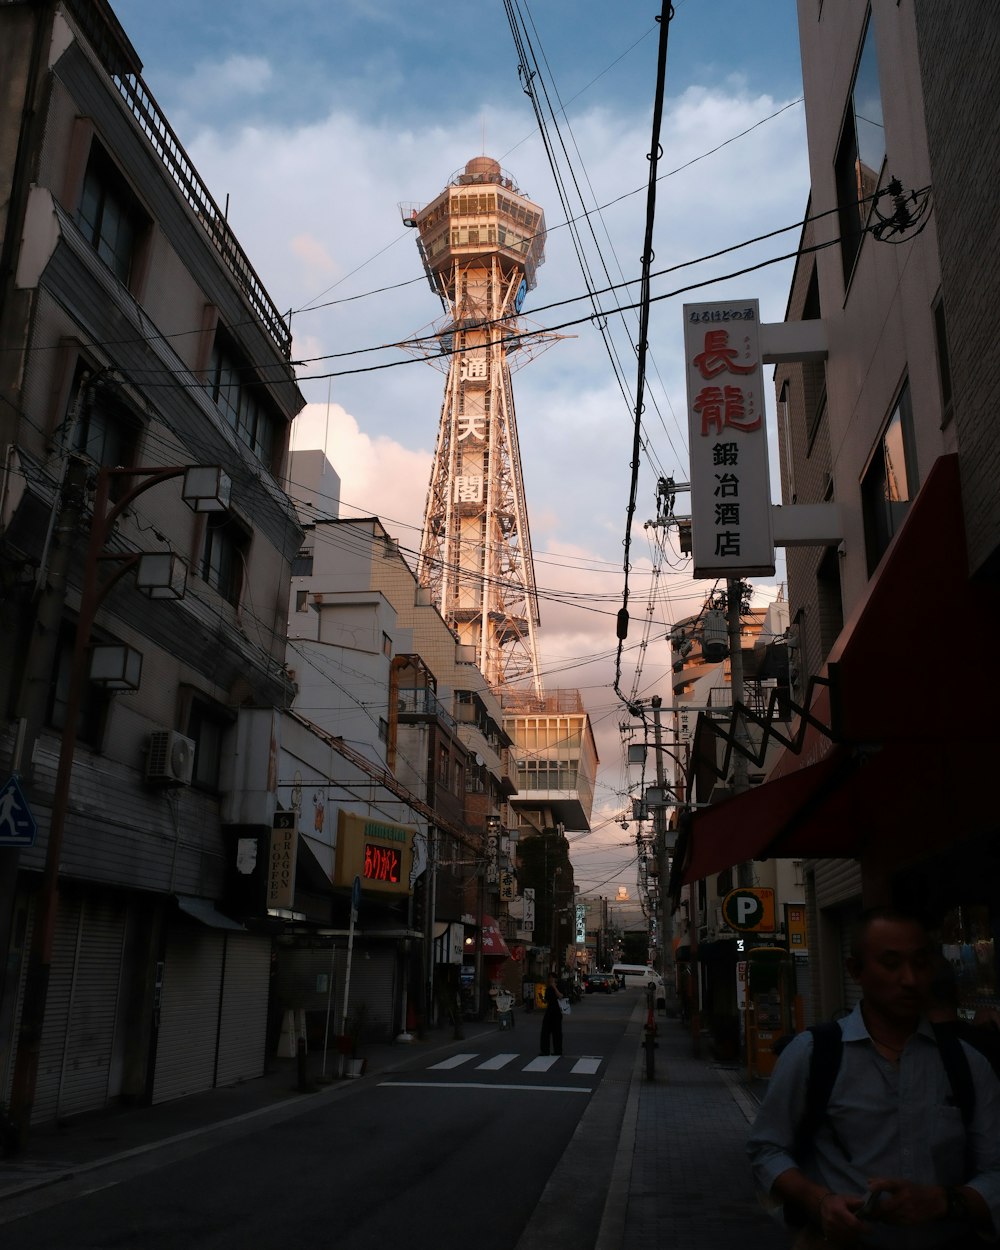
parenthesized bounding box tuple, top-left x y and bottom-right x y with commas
(522, 1056, 560, 1073)
(476, 1053, 518, 1071)
(429, 1053, 477, 1070)
(427, 1052, 603, 1076)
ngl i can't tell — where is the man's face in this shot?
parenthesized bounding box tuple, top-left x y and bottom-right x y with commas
(847, 917, 932, 1025)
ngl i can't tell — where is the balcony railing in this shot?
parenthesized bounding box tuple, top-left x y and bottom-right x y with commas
(397, 687, 457, 731)
(66, 0, 292, 359)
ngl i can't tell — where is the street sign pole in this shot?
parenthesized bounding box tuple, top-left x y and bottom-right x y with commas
(339, 874, 361, 1076)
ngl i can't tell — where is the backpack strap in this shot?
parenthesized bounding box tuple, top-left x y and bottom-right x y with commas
(930, 1021, 975, 1175)
(796, 1021, 843, 1162)
(785, 1022, 844, 1229)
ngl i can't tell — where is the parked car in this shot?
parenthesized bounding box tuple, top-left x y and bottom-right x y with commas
(585, 972, 616, 994)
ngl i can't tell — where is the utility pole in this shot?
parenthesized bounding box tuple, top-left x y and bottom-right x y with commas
(726, 579, 752, 887)
(651, 696, 676, 1014)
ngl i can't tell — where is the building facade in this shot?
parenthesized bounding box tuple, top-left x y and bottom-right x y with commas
(674, 0, 1000, 1036)
(0, 0, 304, 1128)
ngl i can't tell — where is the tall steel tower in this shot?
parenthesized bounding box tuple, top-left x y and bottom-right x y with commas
(406, 156, 547, 696)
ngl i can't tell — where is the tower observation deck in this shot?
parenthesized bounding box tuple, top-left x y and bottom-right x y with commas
(408, 156, 546, 696)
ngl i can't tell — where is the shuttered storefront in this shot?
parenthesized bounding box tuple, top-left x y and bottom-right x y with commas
(153, 921, 271, 1104)
(4, 891, 128, 1125)
(215, 935, 270, 1087)
(152, 924, 225, 1104)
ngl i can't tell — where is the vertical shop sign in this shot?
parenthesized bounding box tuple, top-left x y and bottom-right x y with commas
(683, 299, 774, 577)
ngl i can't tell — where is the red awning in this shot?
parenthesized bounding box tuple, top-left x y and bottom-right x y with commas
(678, 455, 1000, 886)
(471, 915, 511, 960)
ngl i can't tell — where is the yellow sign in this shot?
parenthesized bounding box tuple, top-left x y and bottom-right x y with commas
(785, 902, 808, 952)
(721, 887, 776, 932)
(335, 811, 414, 898)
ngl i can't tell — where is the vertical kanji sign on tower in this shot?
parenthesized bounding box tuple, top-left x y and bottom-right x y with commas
(408, 156, 548, 694)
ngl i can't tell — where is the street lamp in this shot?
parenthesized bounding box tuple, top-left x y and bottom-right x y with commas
(7, 461, 231, 1147)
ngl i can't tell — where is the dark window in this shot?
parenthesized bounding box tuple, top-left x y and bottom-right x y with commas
(207, 333, 279, 470)
(801, 268, 827, 449)
(816, 545, 845, 656)
(378, 717, 388, 744)
(933, 294, 953, 425)
(69, 369, 140, 478)
(295, 589, 309, 612)
(290, 550, 314, 576)
(47, 622, 108, 747)
(76, 146, 146, 286)
(862, 380, 915, 576)
(836, 13, 884, 285)
(187, 698, 230, 791)
(201, 513, 248, 606)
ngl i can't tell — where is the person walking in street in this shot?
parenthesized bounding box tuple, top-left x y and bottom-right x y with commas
(539, 971, 565, 1056)
(747, 908, 1000, 1248)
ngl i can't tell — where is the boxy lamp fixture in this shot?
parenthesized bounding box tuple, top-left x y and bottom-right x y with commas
(182, 466, 232, 512)
(135, 552, 187, 600)
(89, 643, 143, 691)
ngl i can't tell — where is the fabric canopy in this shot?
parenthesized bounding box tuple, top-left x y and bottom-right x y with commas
(678, 455, 1000, 886)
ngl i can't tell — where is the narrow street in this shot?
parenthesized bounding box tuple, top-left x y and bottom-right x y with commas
(0, 995, 779, 1250)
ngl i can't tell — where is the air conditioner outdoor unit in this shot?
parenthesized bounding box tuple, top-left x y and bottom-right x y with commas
(145, 730, 195, 786)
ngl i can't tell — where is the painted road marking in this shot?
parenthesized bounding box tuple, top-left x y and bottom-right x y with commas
(380, 1081, 591, 1094)
(429, 1053, 476, 1070)
(477, 1053, 518, 1070)
(571, 1056, 602, 1075)
(522, 1056, 560, 1073)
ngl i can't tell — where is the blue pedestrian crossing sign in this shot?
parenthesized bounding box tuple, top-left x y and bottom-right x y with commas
(0, 774, 37, 847)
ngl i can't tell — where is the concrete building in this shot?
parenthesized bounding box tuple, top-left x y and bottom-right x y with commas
(674, 0, 1000, 1031)
(284, 452, 522, 1024)
(0, 0, 304, 1129)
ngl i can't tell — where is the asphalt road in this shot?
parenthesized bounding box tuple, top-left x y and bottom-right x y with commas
(0, 989, 640, 1250)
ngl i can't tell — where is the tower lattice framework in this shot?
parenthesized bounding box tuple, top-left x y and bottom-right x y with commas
(407, 156, 547, 696)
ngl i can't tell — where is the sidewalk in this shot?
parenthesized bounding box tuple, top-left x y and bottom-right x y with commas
(0, 1009, 775, 1249)
(607, 1012, 777, 1250)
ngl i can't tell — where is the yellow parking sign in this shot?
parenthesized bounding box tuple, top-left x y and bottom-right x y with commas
(721, 887, 775, 932)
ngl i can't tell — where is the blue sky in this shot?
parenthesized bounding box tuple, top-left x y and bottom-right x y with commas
(110, 0, 809, 896)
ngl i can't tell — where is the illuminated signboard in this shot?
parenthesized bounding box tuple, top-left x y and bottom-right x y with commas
(364, 842, 401, 884)
(336, 811, 414, 898)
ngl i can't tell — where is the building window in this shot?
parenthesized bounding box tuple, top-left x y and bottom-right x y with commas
(47, 622, 108, 747)
(295, 590, 309, 613)
(861, 380, 915, 576)
(291, 550, 313, 576)
(382, 632, 392, 658)
(201, 513, 249, 606)
(437, 744, 449, 783)
(207, 332, 280, 471)
(68, 368, 140, 480)
(378, 717, 388, 743)
(187, 698, 231, 791)
(76, 145, 146, 286)
(835, 12, 884, 285)
(933, 294, 953, 426)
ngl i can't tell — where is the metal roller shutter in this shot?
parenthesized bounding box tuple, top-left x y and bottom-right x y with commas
(215, 935, 270, 1087)
(814, 859, 862, 909)
(345, 948, 397, 1040)
(32, 896, 82, 1124)
(56, 896, 127, 1119)
(152, 925, 224, 1104)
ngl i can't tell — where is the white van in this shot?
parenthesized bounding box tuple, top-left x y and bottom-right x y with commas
(611, 963, 663, 992)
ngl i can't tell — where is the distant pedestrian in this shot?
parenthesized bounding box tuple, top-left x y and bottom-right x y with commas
(539, 972, 565, 1056)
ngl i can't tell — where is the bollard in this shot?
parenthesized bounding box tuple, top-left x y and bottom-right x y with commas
(296, 1035, 308, 1091)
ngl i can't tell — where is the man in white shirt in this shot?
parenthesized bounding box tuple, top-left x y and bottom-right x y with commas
(747, 909, 1000, 1248)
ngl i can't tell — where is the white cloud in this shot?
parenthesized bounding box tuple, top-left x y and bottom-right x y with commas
(176, 75, 807, 897)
